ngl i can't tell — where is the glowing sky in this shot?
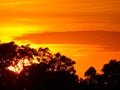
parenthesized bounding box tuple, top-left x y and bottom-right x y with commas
(0, 0, 120, 41)
(0, 0, 120, 77)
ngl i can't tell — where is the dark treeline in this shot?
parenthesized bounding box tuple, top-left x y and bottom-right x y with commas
(0, 41, 120, 90)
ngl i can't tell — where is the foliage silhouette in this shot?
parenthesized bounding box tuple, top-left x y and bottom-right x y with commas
(84, 66, 96, 78)
(0, 41, 78, 90)
(79, 59, 120, 90)
(0, 41, 120, 90)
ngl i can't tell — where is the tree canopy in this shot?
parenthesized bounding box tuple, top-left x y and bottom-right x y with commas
(0, 41, 77, 90)
(0, 41, 120, 90)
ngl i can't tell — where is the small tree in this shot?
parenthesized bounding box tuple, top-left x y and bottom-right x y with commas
(84, 66, 96, 78)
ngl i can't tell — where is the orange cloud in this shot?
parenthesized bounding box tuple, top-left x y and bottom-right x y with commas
(14, 30, 120, 51)
(0, 0, 119, 42)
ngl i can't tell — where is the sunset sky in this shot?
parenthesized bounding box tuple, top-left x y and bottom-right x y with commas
(0, 0, 120, 41)
(0, 0, 120, 77)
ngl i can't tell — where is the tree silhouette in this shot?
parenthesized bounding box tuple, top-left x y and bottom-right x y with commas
(0, 41, 120, 90)
(0, 41, 78, 90)
(101, 59, 120, 89)
(79, 66, 97, 89)
(79, 60, 120, 90)
(84, 66, 96, 78)
(102, 60, 120, 75)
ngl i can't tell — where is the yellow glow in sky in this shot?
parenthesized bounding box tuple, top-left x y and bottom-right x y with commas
(0, 0, 120, 78)
(0, 0, 119, 34)
(0, 24, 49, 42)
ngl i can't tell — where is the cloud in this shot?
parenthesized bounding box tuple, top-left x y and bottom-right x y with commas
(13, 30, 120, 51)
(0, 24, 44, 43)
(0, 0, 119, 32)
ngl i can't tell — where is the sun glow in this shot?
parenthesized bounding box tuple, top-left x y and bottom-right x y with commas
(7, 58, 40, 74)
(0, 25, 39, 36)
(8, 60, 24, 74)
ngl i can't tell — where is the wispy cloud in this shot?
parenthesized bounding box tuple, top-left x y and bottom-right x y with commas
(0, 0, 119, 36)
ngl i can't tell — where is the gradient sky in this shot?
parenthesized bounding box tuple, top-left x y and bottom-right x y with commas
(0, 0, 120, 42)
(0, 0, 120, 77)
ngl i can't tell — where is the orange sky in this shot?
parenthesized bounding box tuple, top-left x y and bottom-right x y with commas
(0, 0, 120, 42)
(0, 0, 120, 77)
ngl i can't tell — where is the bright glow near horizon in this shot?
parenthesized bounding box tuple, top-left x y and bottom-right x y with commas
(0, 24, 48, 42)
(7, 58, 40, 74)
(0, 0, 120, 77)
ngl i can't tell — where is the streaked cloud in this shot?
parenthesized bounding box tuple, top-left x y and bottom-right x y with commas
(0, 0, 119, 42)
(14, 30, 120, 51)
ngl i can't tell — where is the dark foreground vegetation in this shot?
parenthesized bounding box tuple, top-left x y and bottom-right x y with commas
(0, 41, 120, 90)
